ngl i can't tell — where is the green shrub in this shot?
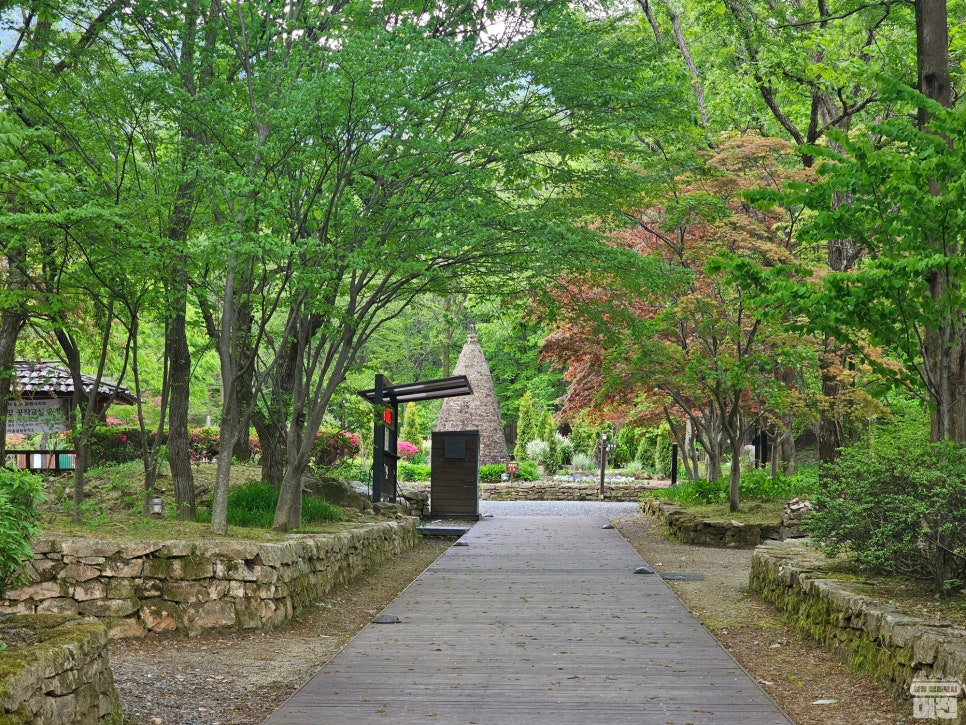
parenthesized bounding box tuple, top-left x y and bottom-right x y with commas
(199, 482, 342, 528)
(807, 434, 966, 592)
(635, 428, 658, 465)
(570, 452, 593, 472)
(0, 468, 44, 596)
(479, 462, 539, 483)
(654, 424, 673, 477)
(614, 426, 637, 469)
(399, 463, 432, 482)
(558, 435, 575, 465)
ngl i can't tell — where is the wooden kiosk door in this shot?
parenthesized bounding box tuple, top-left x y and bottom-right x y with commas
(430, 430, 481, 519)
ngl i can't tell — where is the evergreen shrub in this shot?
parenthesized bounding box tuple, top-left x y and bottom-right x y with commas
(807, 433, 966, 592)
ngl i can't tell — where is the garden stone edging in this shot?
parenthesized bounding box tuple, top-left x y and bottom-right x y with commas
(641, 497, 785, 547)
(0, 520, 418, 639)
(751, 539, 966, 721)
(481, 480, 661, 502)
(0, 614, 120, 724)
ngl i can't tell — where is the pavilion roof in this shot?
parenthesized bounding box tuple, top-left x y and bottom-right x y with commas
(12, 361, 138, 406)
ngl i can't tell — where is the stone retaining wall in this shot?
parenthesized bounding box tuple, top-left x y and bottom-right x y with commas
(0, 520, 417, 639)
(480, 481, 661, 502)
(641, 498, 783, 547)
(751, 539, 966, 719)
(0, 614, 120, 724)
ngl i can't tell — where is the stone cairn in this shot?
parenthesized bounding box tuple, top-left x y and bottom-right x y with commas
(436, 330, 509, 466)
(780, 498, 812, 540)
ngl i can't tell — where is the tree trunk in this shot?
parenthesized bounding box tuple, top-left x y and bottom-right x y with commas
(256, 331, 300, 486)
(915, 0, 966, 442)
(168, 288, 196, 520)
(0, 309, 23, 464)
(728, 439, 742, 513)
(818, 349, 845, 463)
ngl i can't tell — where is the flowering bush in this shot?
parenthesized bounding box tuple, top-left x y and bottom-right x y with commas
(89, 426, 142, 464)
(189, 427, 220, 462)
(397, 440, 419, 460)
(311, 429, 361, 468)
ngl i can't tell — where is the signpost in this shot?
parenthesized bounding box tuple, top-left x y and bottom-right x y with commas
(7, 399, 68, 435)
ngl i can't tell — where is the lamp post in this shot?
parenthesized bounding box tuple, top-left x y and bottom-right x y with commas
(599, 434, 608, 499)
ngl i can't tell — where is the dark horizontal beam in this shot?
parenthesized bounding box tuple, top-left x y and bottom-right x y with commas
(357, 375, 473, 404)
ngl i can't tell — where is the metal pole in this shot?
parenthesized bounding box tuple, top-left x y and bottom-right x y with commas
(599, 434, 607, 499)
(670, 442, 679, 486)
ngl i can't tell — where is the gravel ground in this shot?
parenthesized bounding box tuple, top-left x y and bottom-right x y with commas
(107, 502, 917, 724)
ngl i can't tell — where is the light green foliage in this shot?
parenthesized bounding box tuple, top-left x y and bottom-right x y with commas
(557, 435, 575, 465)
(479, 462, 539, 483)
(807, 409, 966, 592)
(401, 402, 422, 452)
(514, 392, 540, 462)
(399, 463, 432, 482)
(570, 453, 594, 472)
(0, 469, 44, 596)
(739, 87, 966, 441)
(656, 467, 816, 505)
(525, 439, 550, 465)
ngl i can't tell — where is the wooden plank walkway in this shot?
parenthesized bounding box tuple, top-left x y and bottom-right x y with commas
(263, 515, 793, 724)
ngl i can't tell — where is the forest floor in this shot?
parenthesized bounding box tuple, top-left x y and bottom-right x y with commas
(103, 512, 922, 724)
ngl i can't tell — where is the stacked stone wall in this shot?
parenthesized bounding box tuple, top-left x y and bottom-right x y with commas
(0, 521, 417, 639)
(480, 481, 660, 502)
(0, 614, 120, 724)
(752, 540, 966, 721)
(641, 498, 784, 547)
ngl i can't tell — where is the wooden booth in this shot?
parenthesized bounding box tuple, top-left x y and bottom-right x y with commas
(358, 374, 472, 504)
(430, 430, 481, 519)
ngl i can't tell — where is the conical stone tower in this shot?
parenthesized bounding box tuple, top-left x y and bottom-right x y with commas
(436, 329, 509, 465)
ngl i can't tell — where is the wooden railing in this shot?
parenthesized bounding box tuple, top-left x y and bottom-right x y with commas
(4, 450, 75, 472)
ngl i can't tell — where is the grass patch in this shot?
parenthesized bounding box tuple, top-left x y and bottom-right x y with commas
(39, 463, 350, 542)
(673, 500, 787, 525)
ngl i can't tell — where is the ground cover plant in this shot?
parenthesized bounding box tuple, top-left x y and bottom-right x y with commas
(0, 468, 44, 595)
(654, 466, 817, 507)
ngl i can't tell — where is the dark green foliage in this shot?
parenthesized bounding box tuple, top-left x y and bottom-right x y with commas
(199, 482, 342, 528)
(544, 433, 561, 475)
(807, 426, 966, 592)
(399, 463, 432, 482)
(479, 462, 540, 483)
(635, 428, 659, 466)
(0, 469, 44, 596)
(614, 427, 638, 468)
(569, 421, 600, 456)
(654, 424, 674, 478)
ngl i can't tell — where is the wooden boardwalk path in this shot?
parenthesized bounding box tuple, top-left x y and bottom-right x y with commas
(263, 515, 793, 724)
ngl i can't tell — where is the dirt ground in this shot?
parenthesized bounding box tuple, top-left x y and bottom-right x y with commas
(106, 514, 919, 724)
